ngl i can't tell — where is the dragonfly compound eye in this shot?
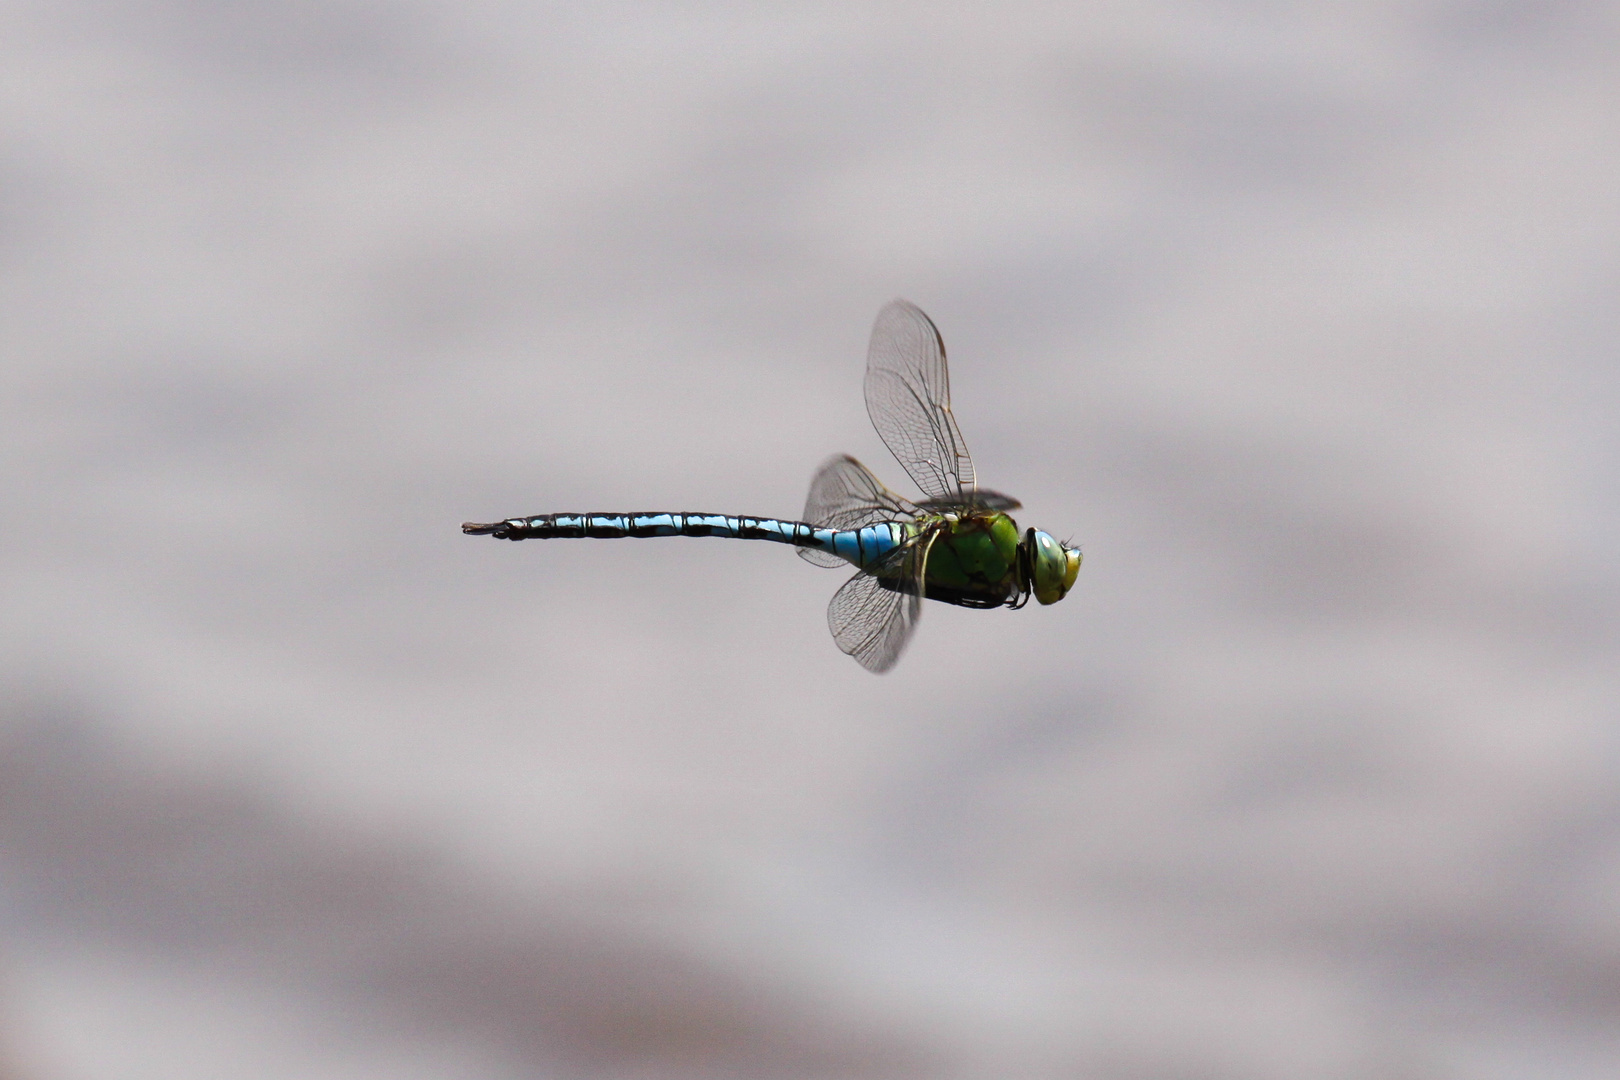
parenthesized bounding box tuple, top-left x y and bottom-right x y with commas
(1030, 530, 1077, 605)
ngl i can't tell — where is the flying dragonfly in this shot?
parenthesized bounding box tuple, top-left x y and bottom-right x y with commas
(463, 300, 1081, 672)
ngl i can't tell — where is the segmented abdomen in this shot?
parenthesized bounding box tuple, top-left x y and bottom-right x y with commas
(465, 512, 905, 569)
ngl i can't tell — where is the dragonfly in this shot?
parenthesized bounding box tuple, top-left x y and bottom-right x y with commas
(463, 300, 1081, 672)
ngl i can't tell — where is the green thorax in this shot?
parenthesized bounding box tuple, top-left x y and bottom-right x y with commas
(918, 510, 1021, 608)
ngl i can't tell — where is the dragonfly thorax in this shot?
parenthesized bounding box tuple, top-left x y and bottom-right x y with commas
(917, 510, 1023, 609)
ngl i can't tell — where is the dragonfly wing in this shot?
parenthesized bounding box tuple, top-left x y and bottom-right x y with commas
(798, 454, 920, 567)
(799, 547, 851, 568)
(826, 533, 933, 673)
(918, 488, 1021, 513)
(865, 300, 976, 503)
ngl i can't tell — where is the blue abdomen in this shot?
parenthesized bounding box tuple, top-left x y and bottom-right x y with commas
(465, 511, 904, 569)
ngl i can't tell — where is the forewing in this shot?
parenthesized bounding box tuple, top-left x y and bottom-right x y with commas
(798, 455, 919, 567)
(865, 300, 976, 503)
(918, 488, 1021, 513)
(825, 534, 933, 673)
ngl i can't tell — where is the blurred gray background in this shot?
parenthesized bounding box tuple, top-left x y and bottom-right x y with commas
(3, 2, 1619, 1078)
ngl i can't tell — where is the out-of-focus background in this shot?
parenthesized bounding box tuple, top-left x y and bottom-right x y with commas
(3, 3, 1618, 1077)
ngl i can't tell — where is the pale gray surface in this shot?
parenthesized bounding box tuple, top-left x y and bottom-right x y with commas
(4, 3, 1620, 1078)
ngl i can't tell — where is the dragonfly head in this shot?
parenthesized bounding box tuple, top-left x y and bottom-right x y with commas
(1023, 528, 1081, 605)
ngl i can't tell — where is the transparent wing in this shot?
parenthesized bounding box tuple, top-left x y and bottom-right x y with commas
(826, 532, 935, 673)
(919, 489, 1020, 512)
(798, 454, 920, 568)
(865, 300, 976, 503)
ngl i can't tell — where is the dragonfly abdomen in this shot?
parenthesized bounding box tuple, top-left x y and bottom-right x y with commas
(463, 512, 904, 568)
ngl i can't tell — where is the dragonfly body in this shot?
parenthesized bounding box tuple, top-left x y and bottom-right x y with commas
(464, 301, 1080, 671)
(467, 508, 1027, 609)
